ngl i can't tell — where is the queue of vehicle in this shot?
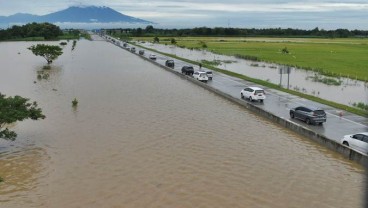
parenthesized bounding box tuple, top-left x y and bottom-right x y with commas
(116, 39, 367, 156)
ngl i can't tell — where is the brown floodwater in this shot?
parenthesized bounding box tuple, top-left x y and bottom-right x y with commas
(0, 36, 366, 207)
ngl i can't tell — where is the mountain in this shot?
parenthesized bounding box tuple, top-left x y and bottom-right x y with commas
(0, 6, 152, 25)
(0, 13, 39, 24)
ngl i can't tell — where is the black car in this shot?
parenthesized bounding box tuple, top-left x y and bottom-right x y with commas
(165, 60, 175, 68)
(290, 106, 326, 125)
(181, 66, 194, 75)
(139, 50, 145, 55)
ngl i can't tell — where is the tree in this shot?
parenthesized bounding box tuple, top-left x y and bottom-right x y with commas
(145, 25, 154, 33)
(171, 38, 177, 44)
(28, 44, 63, 64)
(0, 93, 45, 141)
(282, 47, 289, 54)
(153, 36, 160, 43)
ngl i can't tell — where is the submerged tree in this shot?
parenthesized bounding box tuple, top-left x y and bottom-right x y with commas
(0, 93, 45, 141)
(171, 38, 177, 44)
(28, 44, 63, 64)
(153, 36, 160, 43)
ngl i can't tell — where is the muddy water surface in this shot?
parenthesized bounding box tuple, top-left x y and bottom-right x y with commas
(0, 37, 366, 207)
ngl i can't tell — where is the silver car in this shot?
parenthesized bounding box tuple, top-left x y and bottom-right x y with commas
(289, 106, 326, 125)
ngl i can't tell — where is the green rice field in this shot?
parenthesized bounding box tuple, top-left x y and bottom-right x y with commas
(134, 37, 368, 81)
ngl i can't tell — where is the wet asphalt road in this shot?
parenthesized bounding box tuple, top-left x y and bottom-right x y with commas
(103, 35, 368, 150)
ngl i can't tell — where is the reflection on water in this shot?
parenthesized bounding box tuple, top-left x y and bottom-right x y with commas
(138, 42, 368, 106)
(0, 37, 365, 207)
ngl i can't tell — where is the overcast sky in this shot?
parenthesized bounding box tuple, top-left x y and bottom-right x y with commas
(0, 0, 367, 29)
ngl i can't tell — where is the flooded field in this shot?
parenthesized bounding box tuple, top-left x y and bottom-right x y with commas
(138, 42, 368, 106)
(0, 37, 366, 207)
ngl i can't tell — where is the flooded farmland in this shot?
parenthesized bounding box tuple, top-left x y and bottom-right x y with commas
(0, 37, 366, 207)
(138, 42, 368, 106)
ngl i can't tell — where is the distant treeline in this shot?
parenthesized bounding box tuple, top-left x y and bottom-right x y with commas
(0, 22, 63, 40)
(105, 26, 368, 38)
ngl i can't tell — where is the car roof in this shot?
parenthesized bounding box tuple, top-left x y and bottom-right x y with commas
(246, 86, 264, 90)
(354, 132, 368, 136)
(295, 106, 323, 111)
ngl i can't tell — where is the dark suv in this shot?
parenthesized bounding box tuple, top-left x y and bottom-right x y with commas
(290, 106, 326, 125)
(181, 66, 194, 75)
(165, 60, 175, 68)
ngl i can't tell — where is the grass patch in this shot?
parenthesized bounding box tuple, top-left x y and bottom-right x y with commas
(130, 41, 368, 117)
(0, 176, 3, 183)
(353, 102, 368, 111)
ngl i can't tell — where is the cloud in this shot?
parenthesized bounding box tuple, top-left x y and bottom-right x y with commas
(0, 0, 367, 29)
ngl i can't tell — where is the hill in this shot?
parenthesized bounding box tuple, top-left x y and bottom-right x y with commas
(0, 6, 152, 25)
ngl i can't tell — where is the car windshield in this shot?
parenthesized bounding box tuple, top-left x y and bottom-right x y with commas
(313, 110, 325, 115)
(255, 90, 264, 94)
(206, 71, 212, 74)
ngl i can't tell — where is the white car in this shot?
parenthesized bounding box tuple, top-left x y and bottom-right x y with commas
(341, 132, 368, 154)
(240, 86, 266, 102)
(193, 71, 209, 82)
(199, 70, 213, 80)
(149, 54, 157, 60)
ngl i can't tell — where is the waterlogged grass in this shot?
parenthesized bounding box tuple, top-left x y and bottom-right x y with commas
(134, 37, 368, 82)
(306, 74, 343, 86)
(80, 33, 92, 41)
(201, 60, 221, 66)
(131, 41, 368, 117)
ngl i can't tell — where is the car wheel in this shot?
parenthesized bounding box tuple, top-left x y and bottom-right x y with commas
(318, 122, 323, 125)
(241, 93, 244, 98)
(249, 96, 253, 102)
(290, 112, 295, 118)
(343, 141, 349, 146)
(260, 99, 264, 103)
(306, 118, 311, 125)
